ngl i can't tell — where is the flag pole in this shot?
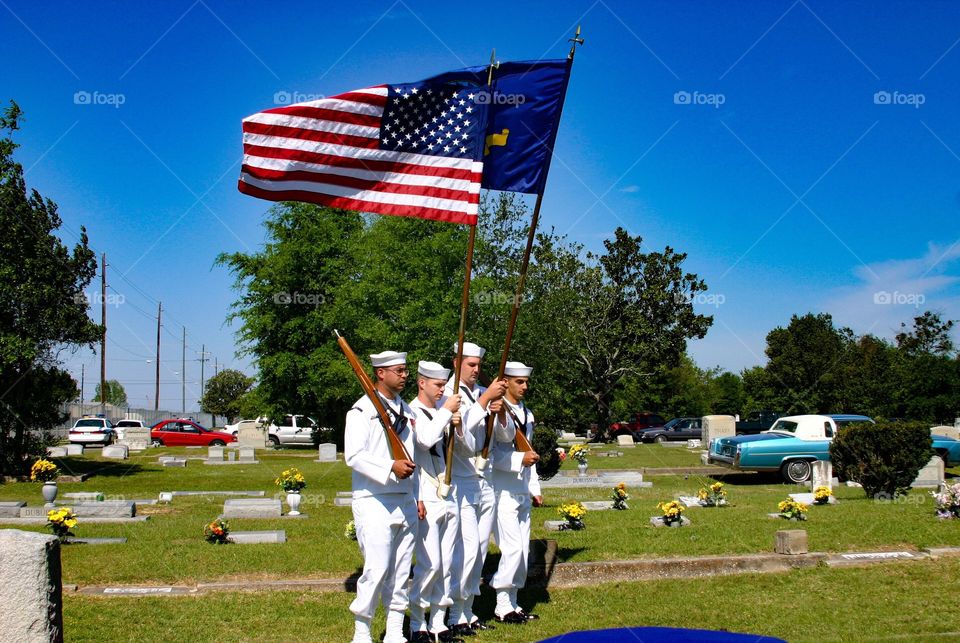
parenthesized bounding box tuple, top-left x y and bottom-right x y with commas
(479, 26, 583, 462)
(440, 49, 500, 497)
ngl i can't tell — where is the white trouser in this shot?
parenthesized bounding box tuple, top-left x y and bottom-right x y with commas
(491, 488, 531, 591)
(453, 476, 497, 600)
(410, 496, 458, 611)
(350, 494, 417, 619)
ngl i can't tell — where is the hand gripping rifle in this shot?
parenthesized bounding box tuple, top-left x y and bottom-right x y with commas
(333, 329, 412, 463)
(478, 373, 534, 461)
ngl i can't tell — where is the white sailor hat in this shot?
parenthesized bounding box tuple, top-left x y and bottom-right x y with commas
(370, 351, 407, 368)
(504, 361, 533, 377)
(452, 341, 486, 358)
(417, 361, 450, 380)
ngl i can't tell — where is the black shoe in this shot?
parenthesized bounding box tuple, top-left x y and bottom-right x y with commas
(494, 611, 526, 624)
(518, 610, 540, 621)
(471, 620, 496, 631)
(450, 623, 476, 637)
(435, 630, 465, 643)
(411, 632, 433, 643)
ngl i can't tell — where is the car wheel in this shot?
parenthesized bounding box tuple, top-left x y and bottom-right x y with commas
(209, 439, 226, 447)
(151, 438, 163, 447)
(654, 434, 666, 444)
(781, 460, 813, 484)
(268, 435, 280, 447)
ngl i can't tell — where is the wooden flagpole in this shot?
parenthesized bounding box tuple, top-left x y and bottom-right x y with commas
(479, 27, 583, 463)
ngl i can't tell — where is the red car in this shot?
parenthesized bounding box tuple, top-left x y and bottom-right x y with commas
(608, 412, 667, 441)
(150, 419, 235, 447)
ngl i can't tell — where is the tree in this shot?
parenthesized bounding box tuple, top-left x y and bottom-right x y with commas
(93, 380, 127, 406)
(200, 369, 254, 423)
(895, 311, 955, 357)
(0, 102, 102, 476)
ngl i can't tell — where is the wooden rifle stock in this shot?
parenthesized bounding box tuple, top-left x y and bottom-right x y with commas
(333, 329, 412, 462)
(504, 404, 534, 453)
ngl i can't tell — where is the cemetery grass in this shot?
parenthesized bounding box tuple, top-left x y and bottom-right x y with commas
(2, 448, 960, 585)
(64, 557, 960, 642)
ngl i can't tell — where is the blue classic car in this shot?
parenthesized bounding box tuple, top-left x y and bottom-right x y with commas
(708, 414, 960, 483)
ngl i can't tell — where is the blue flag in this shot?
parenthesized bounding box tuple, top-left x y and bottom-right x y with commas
(480, 60, 571, 194)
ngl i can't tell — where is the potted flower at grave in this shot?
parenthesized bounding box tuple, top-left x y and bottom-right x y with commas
(777, 498, 808, 521)
(275, 467, 307, 516)
(933, 483, 960, 519)
(46, 507, 77, 543)
(31, 459, 60, 505)
(611, 482, 630, 510)
(568, 444, 590, 476)
(557, 502, 587, 530)
(656, 500, 687, 526)
(697, 481, 727, 507)
(813, 485, 832, 505)
(204, 518, 230, 544)
(344, 520, 357, 541)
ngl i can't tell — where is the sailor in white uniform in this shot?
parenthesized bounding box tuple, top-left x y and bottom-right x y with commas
(408, 361, 465, 643)
(491, 361, 543, 624)
(344, 350, 418, 643)
(443, 341, 510, 636)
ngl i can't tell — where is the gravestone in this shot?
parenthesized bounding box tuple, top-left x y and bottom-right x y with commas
(649, 516, 691, 527)
(580, 501, 614, 511)
(616, 434, 635, 448)
(65, 444, 84, 456)
(543, 520, 568, 532)
(222, 498, 282, 519)
(775, 529, 808, 555)
(701, 415, 736, 446)
(931, 425, 960, 440)
(101, 445, 128, 460)
(63, 492, 102, 502)
(912, 455, 945, 488)
(65, 537, 127, 545)
(158, 492, 174, 503)
(229, 530, 286, 544)
(73, 501, 136, 518)
(236, 420, 267, 449)
(686, 439, 702, 449)
(0, 501, 26, 518)
(0, 529, 63, 642)
(539, 470, 648, 489)
(678, 496, 707, 507)
(119, 427, 150, 451)
(238, 447, 258, 463)
(812, 461, 833, 490)
(316, 443, 337, 462)
(161, 458, 186, 467)
(334, 496, 353, 507)
(207, 446, 224, 462)
(227, 450, 236, 462)
(789, 492, 836, 505)
(46, 446, 67, 458)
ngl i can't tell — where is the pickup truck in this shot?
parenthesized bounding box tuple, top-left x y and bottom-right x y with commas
(735, 410, 785, 435)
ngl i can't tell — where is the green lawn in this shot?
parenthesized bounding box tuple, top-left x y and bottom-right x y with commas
(576, 442, 706, 469)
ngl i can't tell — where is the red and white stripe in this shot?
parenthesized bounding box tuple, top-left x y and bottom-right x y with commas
(238, 86, 483, 225)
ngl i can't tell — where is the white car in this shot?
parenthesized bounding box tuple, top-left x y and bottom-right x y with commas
(113, 419, 144, 441)
(224, 415, 320, 446)
(69, 417, 116, 446)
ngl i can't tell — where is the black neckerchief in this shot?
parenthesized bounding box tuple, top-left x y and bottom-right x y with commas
(377, 393, 408, 437)
(417, 404, 445, 477)
(458, 384, 476, 404)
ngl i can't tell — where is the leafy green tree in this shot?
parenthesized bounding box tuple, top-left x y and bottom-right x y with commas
(711, 371, 745, 416)
(93, 379, 127, 406)
(200, 369, 254, 423)
(895, 311, 955, 357)
(763, 313, 847, 414)
(0, 102, 102, 476)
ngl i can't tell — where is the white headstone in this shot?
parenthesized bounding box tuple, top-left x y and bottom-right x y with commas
(616, 434, 635, 447)
(237, 420, 267, 449)
(119, 427, 150, 451)
(223, 498, 282, 519)
(46, 447, 67, 458)
(701, 415, 736, 446)
(207, 446, 224, 461)
(317, 443, 337, 462)
(912, 455, 945, 488)
(238, 447, 257, 463)
(64, 444, 84, 456)
(0, 529, 63, 642)
(101, 445, 129, 460)
(812, 461, 833, 490)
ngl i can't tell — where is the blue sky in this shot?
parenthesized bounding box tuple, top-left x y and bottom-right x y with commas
(4, 1, 959, 411)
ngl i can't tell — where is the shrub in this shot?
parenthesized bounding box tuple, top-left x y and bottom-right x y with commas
(830, 421, 933, 498)
(533, 425, 562, 480)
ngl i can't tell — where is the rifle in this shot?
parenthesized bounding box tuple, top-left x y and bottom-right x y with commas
(333, 329, 412, 463)
(479, 372, 534, 453)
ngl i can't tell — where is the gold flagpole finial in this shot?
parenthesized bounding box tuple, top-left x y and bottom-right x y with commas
(487, 48, 499, 85)
(568, 25, 584, 59)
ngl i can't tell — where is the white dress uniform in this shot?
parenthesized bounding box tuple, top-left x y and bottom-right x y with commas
(344, 359, 418, 643)
(491, 394, 541, 617)
(408, 386, 465, 637)
(443, 361, 513, 627)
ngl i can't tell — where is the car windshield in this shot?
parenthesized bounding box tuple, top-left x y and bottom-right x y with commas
(663, 419, 681, 429)
(768, 420, 799, 434)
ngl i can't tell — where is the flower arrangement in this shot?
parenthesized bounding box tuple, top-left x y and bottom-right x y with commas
(697, 481, 727, 507)
(31, 459, 59, 482)
(932, 483, 960, 519)
(557, 502, 587, 530)
(275, 467, 307, 492)
(777, 498, 808, 521)
(556, 447, 567, 462)
(813, 486, 833, 505)
(611, 482, 630, 510)
(345, 520, 357, 541)
(657, 500, 686, 526)
(204, 518, 231, 544)
(568, 444, 590, 464)
(47, 508, 77, 542)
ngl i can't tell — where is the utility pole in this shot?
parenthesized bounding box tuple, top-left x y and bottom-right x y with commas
(79, 364, 84, 402)
(181, 326, 186, 415)
(215, 357, 219, 376)
(155, 302, 161, 411)
(198, 345, 211, 398)
(100, 253, 107, 407)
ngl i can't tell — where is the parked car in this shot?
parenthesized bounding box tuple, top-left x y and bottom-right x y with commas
(609, 412, 667, 441)
(69, 416, 116, 446)
(639, 417, 703, 443)
(113, 419, 144, 441)
(735, 410, 785, 435)
(223, 415, 320, 446)
(151, 419, 235, 447)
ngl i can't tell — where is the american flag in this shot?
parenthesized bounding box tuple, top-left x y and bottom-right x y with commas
(238, 78, 489, 225)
